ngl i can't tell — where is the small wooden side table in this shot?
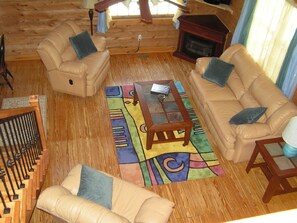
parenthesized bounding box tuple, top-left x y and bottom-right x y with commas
(246, 137, 297, 203)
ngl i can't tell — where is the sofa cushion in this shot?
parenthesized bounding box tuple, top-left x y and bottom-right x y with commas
(112, 177, 166, 222)
(61, 45, 77, 62)
(226, 71, 245, 100)
(229, 47, 264, 89)
(82, 50, 110, 82)
(203, 58, 234, 87)
(190, 71, 237, 106)
(239, 92, 267, 123)
(77, 164, 113, 209)
(69, 31, 97, 59)
(229, 107, 267, 125)
(205, 100, 241, 146)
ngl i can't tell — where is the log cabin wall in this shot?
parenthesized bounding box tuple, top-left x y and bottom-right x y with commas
(0, 0, 243, 61)
(215, 0, 244, 46)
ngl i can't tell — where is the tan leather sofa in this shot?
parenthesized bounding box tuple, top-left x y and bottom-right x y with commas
(37, 164, 174, 223)
(189, 44, 297, 163)
(37, 21, 110, 97)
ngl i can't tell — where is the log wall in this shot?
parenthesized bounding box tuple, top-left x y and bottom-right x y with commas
(0, 0, 243, 61)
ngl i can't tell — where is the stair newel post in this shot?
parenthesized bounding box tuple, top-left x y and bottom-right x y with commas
(29, 95, 48, 173)
(29, 95, 47, 154)
(24, 112, 39, 161)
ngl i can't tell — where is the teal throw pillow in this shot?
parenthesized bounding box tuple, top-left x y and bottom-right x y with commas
(77, 164, 113, 209)
(69, 31, 97, 59)
(203, 58, 235, 87)
(229, 107, 267, 125)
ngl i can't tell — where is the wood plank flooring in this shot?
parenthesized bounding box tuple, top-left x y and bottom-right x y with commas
(1, 53, 297, 223)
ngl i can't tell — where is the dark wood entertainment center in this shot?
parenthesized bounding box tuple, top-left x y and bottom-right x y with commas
(173, 15, 229, 63)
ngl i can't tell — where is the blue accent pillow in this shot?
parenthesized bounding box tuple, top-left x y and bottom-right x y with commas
(69, 31, 97, 59)
(77, 165, 113, 209)
(203, 58, 235, 87)
(229, 107, 267, 125)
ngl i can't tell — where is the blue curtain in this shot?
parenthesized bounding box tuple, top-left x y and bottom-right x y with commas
(231, 0, 257, 46)
(97, 11, 108, 33)
(276, 29, 297, 99)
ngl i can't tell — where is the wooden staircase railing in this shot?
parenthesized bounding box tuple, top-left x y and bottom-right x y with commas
(0, 95, 48, 223)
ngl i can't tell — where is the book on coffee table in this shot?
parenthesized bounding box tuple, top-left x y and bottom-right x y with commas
(151, 83, 170, 95)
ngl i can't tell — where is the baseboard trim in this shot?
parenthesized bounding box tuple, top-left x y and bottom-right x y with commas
(6, 47, 176, 61)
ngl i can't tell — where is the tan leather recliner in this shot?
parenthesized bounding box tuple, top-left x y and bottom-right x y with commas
(37, 21, 110, 97)
(37, 164, 175, 223)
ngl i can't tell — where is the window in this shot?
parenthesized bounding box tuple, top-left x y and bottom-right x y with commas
(246, 0, 297, 82)
(109, 0, 178, 17)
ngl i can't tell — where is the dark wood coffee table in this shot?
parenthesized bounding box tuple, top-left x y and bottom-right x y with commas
(133, 80, 193, 150)
(246, 137, 297, 202)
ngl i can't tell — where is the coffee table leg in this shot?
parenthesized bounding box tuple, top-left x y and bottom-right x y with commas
(133, 86, 138, 105)
(183, 127, 191, 146)
(263, 176, 280, 203)
(146, 130, 154, 150)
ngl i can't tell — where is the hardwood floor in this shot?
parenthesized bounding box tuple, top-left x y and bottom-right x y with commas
(2, 53, 297, 223)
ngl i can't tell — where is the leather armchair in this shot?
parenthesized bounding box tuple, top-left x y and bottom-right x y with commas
(37, 21, 110, 97)
(37, 164, 174, 223)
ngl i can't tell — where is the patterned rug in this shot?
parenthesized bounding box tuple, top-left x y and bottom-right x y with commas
(105, 82, 223, 186)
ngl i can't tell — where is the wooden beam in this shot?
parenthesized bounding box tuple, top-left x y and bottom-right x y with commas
(94, 0, 189, 23)
(139, 0, 152, 23)
(164, 0, 190, 13)
(94, 0, 124, 12)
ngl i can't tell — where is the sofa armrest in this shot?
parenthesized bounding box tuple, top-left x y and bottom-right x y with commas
(267, 102, 297, 135)
(37, 185, 130, 223)
(134, 197, 174, 223)
(234, 123, 271, 139)
(37, 185, 71, 213)
(92, 36, 107, 52)
(59, 61, 88, 76)
(194, 57, 212, 74)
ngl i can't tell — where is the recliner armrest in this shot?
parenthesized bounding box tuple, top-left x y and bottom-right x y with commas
(59, 61, 88, 77)
(234, 123, 271, 139)
(92, 36, 107, 52)
(37, 185, 130, 223)
(134, 197, 175, 223)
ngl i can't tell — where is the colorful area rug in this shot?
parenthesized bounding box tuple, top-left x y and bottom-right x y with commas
(105, 82, 223, 186)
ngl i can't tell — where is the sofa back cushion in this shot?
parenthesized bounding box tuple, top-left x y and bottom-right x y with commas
(239, 91, 267, 122)
(61, 46, 77, 62)
(226, 71, 245, 100)
(229, 48, 264, 90)
(222, 44, 266, 103)
(37, 21, 82, 70)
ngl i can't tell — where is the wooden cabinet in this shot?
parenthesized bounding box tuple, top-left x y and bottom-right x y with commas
(173, 15, 229, 63)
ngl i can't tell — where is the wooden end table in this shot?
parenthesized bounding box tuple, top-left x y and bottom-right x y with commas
(133, 80, 193, 150)
(246, 137, 297, 203)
